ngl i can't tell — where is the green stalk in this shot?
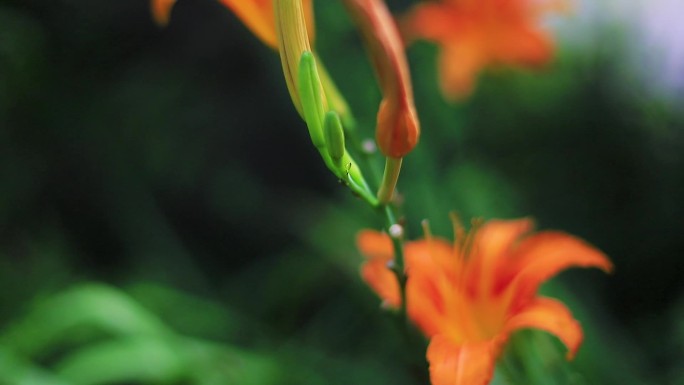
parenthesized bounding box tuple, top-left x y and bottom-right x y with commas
(314, 53, 409, 326)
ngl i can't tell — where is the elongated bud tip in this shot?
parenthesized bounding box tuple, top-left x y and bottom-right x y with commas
(300, 50, 316, 72)
(276, 0, 313, 116)
(343, 0, 421, 158)
(324, 111, 346, 166)
(376, 99, 419, 158)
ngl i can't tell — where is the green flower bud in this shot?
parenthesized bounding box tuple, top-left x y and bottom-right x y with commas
(297, 51, 326, 149)
(324, 111, 345, 167)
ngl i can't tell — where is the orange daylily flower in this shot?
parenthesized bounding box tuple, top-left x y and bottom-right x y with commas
(404, 0, 568, 100)
(343, 0, 420, 158)
(357, 217, 612, 385)
(150, 0, 315, 49)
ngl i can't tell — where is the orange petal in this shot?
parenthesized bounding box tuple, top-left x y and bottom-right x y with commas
(406, 281, 444, 336)
(403, 3, 460, 43)
(532, 0, 573, 16)
(468, 218, 534, 297)
(220, 0, 278, 48)
(491, 24, 554, 66)
(403, 0, 565, 101)
(505, 231, 613, 306)
(408, 272, 476, 339)
(220, 0, 315, 49)
(438, 36, 487, 100)
(405, 252, 449, 336)
(150, 0, 176, 26)
(503, 297, 582, 359)
(361, 259, 401, 307)
(405, 237, 456, 274)
(356, 230, 393, 261)
(404, 1, 488, 100)
(405, 237, 471, 339)
(357, 230, 400, 306)
(426, 335, 498, 385)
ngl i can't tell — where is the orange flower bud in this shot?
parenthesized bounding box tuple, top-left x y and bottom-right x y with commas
(343, 0, 420, 158)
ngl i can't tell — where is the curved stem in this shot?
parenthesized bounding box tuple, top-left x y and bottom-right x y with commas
(377, 157, 402, 204)
(317, 53, 409, 325)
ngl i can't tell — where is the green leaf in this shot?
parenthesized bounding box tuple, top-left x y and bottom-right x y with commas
(1, 284, 171, 358)
(54, 337, 186, 385)
(0, 345, 71, 385)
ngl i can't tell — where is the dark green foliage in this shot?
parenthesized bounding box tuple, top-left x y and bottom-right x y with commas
(1, 1, 682, 384)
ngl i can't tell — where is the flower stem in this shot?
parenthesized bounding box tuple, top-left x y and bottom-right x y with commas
(383, 204, 408, 325)
(317, 54, 409, 325)
(377, 157, 402, 204)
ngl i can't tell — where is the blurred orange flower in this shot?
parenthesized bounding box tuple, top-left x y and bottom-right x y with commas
(150, 0, 315, 49)
(151, 0, 176, 26)
(357, 217, 612, 385)
(404, 0, 567, 100)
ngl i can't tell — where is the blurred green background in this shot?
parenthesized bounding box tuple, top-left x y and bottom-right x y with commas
(1, 0, 683, 384)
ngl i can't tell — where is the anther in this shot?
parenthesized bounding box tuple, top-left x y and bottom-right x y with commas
(449, 211, 465, 247)
(421, 219, 432, 241)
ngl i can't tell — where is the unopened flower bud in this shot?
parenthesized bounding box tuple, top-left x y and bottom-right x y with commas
(275, 0, 314, 116)
(297, 51, 326, 148)
(343, 0, 420, 158)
